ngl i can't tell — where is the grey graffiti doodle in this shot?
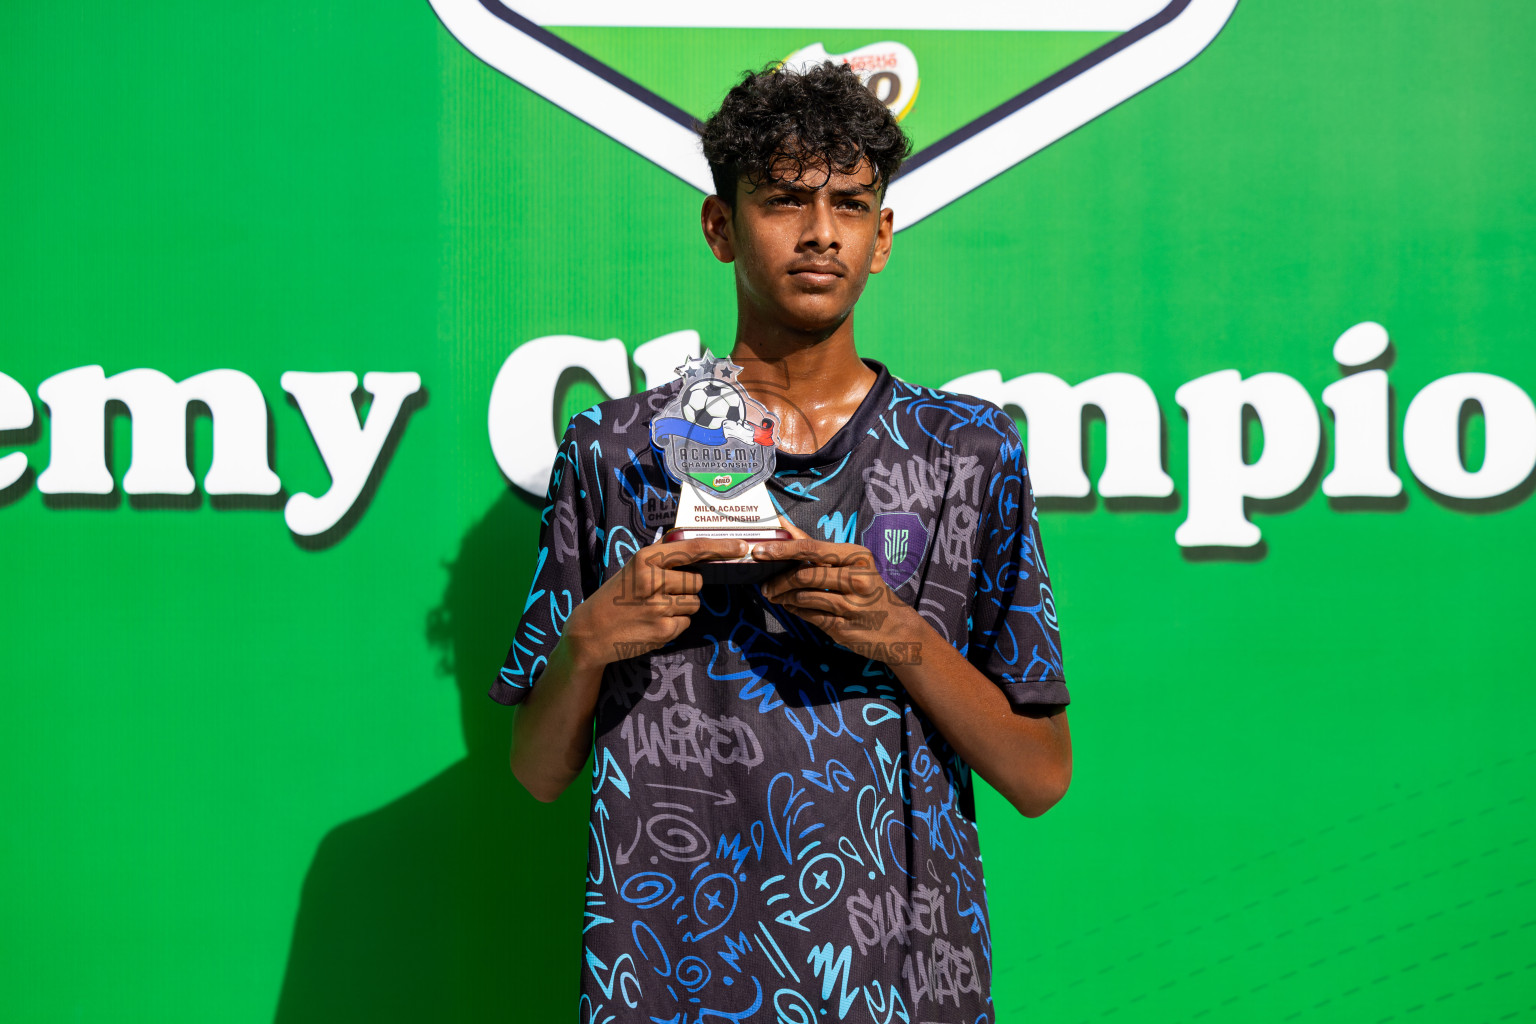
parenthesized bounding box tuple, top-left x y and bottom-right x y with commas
(846, 882, 948, 958)
(613, 817, 644, 866)
(602, 651, 695, 713)
(934, 501, 980, 571)
(648, 655, 698, 704)
(643, 782, 738, 806)
(863, 451, 986, 515)
(916, 597, 953, 643)
(864, 456, 946, 515)
(611, 402, 641, 433)
(643, 386, 677, 418)
(946, 451, 986, 506)
(551, 498, 581, 560)
(902, 936, 983, 1009)
(620, 704, 764, 777)
(643, 812, 711, 863)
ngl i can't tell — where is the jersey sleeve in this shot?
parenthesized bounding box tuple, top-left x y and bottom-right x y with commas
(489, 417, 601, 706)
(965, 421, 1071, 706)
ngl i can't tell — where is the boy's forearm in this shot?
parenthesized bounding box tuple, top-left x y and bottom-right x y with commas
(881, 606, 1072, 817)
(509, 623, 608, 802)
(506, 537, 741, 801)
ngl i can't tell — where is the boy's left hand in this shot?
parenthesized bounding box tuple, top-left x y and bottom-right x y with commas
(751, 515, 919, 650)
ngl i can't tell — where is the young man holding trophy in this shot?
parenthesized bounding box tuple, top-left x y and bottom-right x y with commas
(492, 61, 1071, 1022)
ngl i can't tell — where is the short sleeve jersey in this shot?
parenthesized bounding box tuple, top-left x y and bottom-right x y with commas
(493, 359, 1068, 1024)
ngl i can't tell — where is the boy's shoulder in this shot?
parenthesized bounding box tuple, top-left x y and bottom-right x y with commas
(883, 372, 1025, 471)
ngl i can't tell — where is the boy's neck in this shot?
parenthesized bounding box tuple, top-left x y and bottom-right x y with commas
(729, 315, 879, 457)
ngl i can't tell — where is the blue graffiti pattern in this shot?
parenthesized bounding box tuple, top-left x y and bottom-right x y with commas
(493, 361, 1068, 1021)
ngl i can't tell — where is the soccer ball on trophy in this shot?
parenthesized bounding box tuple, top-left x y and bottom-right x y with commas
(682, 379, 747, 431)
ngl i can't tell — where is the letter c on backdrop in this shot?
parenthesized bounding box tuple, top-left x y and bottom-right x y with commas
(488, 336, 632, 494)
(489, 330, 701, 495)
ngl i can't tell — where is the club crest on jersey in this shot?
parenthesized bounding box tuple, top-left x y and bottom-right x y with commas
(650, 351, 779, 500)
(864, 512, 929, 588)
(428, 1, 1239, 230)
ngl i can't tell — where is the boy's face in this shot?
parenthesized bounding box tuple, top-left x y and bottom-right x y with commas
(702, 156, 895, 335)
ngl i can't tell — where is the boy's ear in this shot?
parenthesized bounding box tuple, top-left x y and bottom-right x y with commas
(870, 207, 895, 275)
(701, 195, 736, 264)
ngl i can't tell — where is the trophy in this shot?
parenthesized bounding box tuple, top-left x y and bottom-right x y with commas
(651, 352, 795, 584)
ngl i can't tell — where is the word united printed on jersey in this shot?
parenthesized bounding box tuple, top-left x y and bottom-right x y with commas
(493, 360, 1069, 1024)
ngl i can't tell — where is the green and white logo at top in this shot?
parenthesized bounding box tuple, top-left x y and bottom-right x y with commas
(429, 0, 1240, 228)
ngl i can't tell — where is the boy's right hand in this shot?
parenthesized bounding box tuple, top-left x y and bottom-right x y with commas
(563, 537, 749, 669)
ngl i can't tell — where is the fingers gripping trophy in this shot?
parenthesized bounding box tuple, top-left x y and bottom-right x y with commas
(650, 351, 794, 583)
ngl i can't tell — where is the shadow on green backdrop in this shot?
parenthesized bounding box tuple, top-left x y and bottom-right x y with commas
(273, 491, 586, 1021)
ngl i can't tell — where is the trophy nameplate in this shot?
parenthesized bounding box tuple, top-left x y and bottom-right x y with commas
(651, 352, 795, 584)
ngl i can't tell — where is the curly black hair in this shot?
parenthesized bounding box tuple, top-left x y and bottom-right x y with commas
(700, 61, 913, 206)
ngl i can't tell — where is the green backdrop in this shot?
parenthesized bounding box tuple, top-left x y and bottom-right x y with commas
(1, 2, 1532, 1021)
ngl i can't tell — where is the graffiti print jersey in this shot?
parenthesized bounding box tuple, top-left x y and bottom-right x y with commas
(493, 360, 1069, 1024)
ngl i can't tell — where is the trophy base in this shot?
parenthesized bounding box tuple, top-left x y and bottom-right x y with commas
(664, 527, 795, 585)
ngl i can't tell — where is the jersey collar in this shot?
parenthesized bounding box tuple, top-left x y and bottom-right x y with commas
(774, 358, 894, 472)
